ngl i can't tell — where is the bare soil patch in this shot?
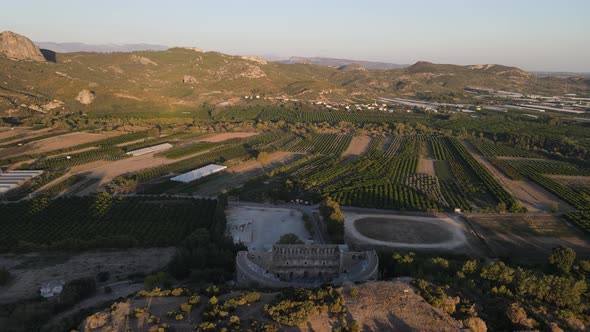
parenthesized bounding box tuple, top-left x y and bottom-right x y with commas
(70, 154, 177, 195)
(462, 140, 573, 212)
(467, 214, 590, 261)
(418, 158, 436, 175)
(344, 280, 461, 331)
(354, 217, 454, 244)
(0, 127, 55, 142)
(22, 131, 120, 154)
(183, 152, 301, 196)
(199, 131, 257, 143)
(0, 248, 175, 304)
(345, 212, 485, 255)
(342, 135, 371, 157)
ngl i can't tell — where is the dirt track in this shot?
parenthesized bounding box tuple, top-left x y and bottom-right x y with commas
(345, 212, 473, 251)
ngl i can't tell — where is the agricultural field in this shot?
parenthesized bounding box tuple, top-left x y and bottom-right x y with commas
(506, 159, 590, 176)
(285, 133, 352, 156)
(502, 159, 590, 210)
(0, 196, 222, 252)
(468, 138, 541, 159)
(3, 124, 587, 216)
(467, 214, 590, 260)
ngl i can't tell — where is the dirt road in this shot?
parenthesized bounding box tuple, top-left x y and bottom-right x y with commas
(461, 140, 573, 213)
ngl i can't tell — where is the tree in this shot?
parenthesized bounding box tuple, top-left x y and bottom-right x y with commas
(144, 272, 169, 289)
(548, 245, 576, 274)
(319, 197, 345, 242)
(257, 151, 270, 164)
(549, 202, 559, 213)
(509, 201, 526, 213)
(277, 233, 304, 244)
(496, 202, 507, 213)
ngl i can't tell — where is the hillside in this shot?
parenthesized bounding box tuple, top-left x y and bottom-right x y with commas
(283, 56, 407, 70)
(77, 280, 466, 332)
(35, 42, 169, 53)
(1, 32, 590, 118)
(0, 31, 45, 62)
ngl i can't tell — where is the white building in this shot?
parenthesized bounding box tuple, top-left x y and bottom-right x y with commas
(171, 164, 228, 183)
(126, 143, 173, 157)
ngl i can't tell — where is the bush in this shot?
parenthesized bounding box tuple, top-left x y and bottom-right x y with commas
(96, 271, 110, 283)
(144, 272, 170, 289)
(277, 233, 304, 244)
(548, 245, 576, 274)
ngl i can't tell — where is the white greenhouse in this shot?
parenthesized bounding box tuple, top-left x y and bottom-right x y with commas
(171, 164, 228, 183)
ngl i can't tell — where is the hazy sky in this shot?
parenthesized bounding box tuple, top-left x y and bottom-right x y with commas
(1, 0, 589, 71)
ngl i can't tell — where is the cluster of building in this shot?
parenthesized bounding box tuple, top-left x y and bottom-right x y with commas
(314, 101, 395, 113)
(0, 170, 43, 194)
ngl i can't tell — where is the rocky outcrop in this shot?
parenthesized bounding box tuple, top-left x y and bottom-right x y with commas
(183, 75, 198, 84)
(130, 54, 157, 66)
(241, 56, 267, 65)
(84, 311, 110, 329)
(26, 100, 64, 113)
(463, 317, 487, 332)
(76, 90, 96, 105)
(0, 31, 45, 62)
(546, 322, 564, 332)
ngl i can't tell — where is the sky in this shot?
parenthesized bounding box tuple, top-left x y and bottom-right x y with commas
(1, 0, 589, 71)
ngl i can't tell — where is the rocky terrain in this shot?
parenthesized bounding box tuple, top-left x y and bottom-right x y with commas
(0, 31, 45, 62)
(77, 280, 468, 332)
(1, 31, 589, 118)
(284, 56, 406, 70)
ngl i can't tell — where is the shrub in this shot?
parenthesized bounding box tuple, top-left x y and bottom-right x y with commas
(144, 272, 169, 289)
(277, 233, 304, 244)
(0, 267, 11, 286)
(548, 245, 576, 274)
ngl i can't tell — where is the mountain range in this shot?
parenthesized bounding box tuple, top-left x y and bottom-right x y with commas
(1, 31, 589, 118)
(281, 56, 407, 70)
(34, 42, 169, 53)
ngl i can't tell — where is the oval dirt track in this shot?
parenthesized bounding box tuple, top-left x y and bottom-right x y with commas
(346, 213, 468, 249)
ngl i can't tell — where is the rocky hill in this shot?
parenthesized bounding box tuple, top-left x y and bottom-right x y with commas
(77, 280, 467, 332)
(34, 42, 168, 53)
(284, 56, 406, 70)
(1, 31, 589, 117)
(0, 31, 45, 62)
